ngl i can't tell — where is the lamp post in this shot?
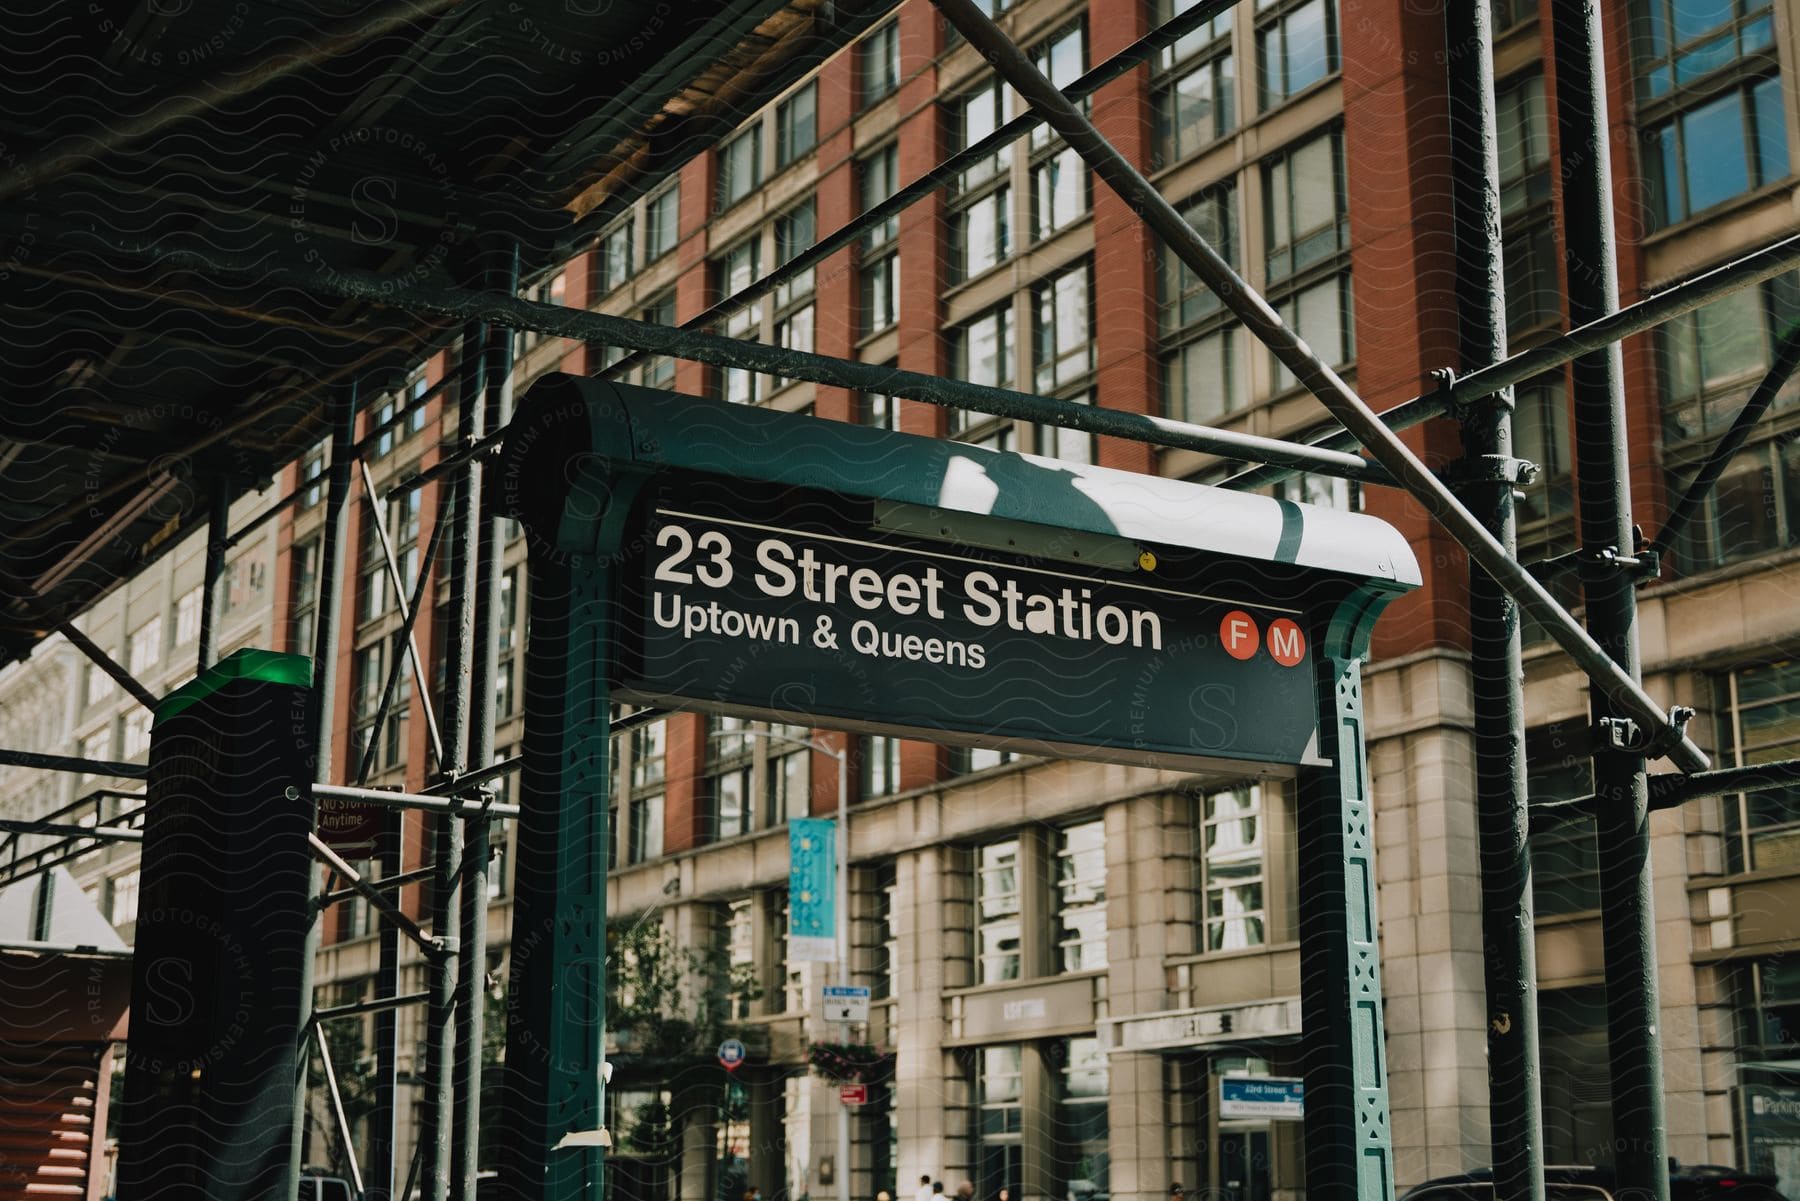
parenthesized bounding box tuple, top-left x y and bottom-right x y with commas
(709, 725, 853, 1201)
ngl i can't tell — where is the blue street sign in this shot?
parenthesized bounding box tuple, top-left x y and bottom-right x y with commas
(1219, 1076, 1303, 1119)
(718, 1038, 746, 1072)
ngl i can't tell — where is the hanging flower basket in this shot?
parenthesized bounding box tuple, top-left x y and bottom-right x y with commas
(807, 1041, 893, 1083)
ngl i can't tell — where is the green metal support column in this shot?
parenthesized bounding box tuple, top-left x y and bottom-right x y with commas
(1298, 639, 1394, 1201)
(497, 406, 641, 1201)
(1444, 3, 1547, 1198)
(1550, 2, 1670, 1197)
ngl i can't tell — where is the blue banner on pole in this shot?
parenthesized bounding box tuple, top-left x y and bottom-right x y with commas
(789, 818, 837, 963)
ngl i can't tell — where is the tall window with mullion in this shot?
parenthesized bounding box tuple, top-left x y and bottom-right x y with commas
(773, 200, 817, 379)
(976, 837, 1022, 983)
(717, 124, 763, 213)
(1525, 720, 1599, 917)
(1256, 0, 1337, 111)
(598, 216, 634, 297)
(765, 722, 812, 825)
(1629, 0, 1787, 231)
(1161, 185, 1244, 424)
(645, 181, 680, 264)
(861, 734, 901, 799)
(1055, 820, 1106, 972)
(1032, 259, 1095, 464)
(1719, 658, 1800, 875)
(628, 717, 666, 863)
(949, 80, 1015, 283)
(1028, 23, 1089, 244)
(1198, 783, 1264, 952)
(1153, 2, 1235, 169)
(639, 292, 677, 390)
(1657, 272, 1800, 573)
(973, 1045, 1024, 1201)
(950, 305, 1017, 450)
(1497, 73, 1559, 338)
(1265, 129, 1353, 395)
(861, 20, 901, 108)
(494, 569, 519, 721)
(860, 145, 901, 335)
(1053, 1038, 1110, 1201)
(707, 714, 755, 842)
(776, 83, 817, 169)
(718, 239, 765, 405)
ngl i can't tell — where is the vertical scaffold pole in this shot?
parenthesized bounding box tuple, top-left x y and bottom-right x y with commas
(198, 476, 229, 672)
(298, 379, 359, 1193)
(1550, 3, 1670, 1198)
(453, 243, 516, 1201)
(1445, 5, 1547, 1200)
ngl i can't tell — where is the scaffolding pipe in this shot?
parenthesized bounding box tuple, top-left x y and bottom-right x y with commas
(315, 781, 518, 817)
(314, 989, 432, 1023)
(1444, 4, 1546, 1197)
(1653, 322, 1800, 555)
(453, 245, 515, 1201)
(197, 477, 229, 672)
(0, 747, 147, 779)
(296, 378, 359, 1200)
(927, 0, 1708, 775)
(57, 623, 159, 714)
(1552, 2, 1670, 1197)
(0, 818, 141, 841)
(1225, 231, 1800, 492)
(62, 231, 1391, 487)
(369, 806, 403, 1201)
(314, 1023, 368, 1199)
(596, 0, 1244, 382)
(307, 831, 443, 957)
(356, 456, 449, 777)
(423, 324, 483, 1201)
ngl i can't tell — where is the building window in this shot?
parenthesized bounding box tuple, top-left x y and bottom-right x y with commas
(351, 642, 386, 772)
(1161, 186, 1244, 424)
(949, 81, 1014, 282)
(860, 145, 901, 335)
(127, 616, 162, 675)
(1512, 377, 1574, 528)
(766, 723, 812, 824)
(976, 837, 1022, 983)
(645, 181, 680, 262)
(707, 714, 755, 842)
(1271, 275, 1353, 394)
(1720, 658, 1800, 874)
(1029, 24, 1088, 243)
(300, 442, 327, 510)
(974, 1045, 1024, 1200)
(1033, 260, 1094, 394)
(84, 662, 114, 706)
(173, 586, 202, 648)
(1256, 0, 1338, 111)
(772, 891, 805, 1014)
(79, 727, 113, 779)
(599, 218, 634, 296)
(859, 382, 899, 432)
(1630, 0, 1787, 230)
(952, 745, 1019, 774)
(1659, 273, 1800, 573)
(1274, 470, 1357, 512)
(718, 239, 765, 405)
(776, 83, 817, 169)
(1054, 1038, 1110, 1201)
(628, 716, 667, 865)
(1497, 73, 1559, 337)
(1265, 127, 1348, 285)
(773, 200, 817, 378)
(951, 306, 1017, 450)
(290, 538, 320, 655)
(121, 709, 152, 761)
(1525, 720, 1598, 916)
(639, 292, 677, 390)
(718, 125, 763, 212)
(1153, 2, 1235, 169)
(722, 898, 758, 1019)
(861, 21, 901, 107)
(869, 861, 897, 1000)
(494, 569, 518, 721)
(107, 869, 140, 926)
(1199, 784, 1265, 951)
(1056, 820, 1107, 972)
(218, 555, 266, 623)
(861, 735, 900, 799)
(358, 528, 391, 626)
(517, 272, 566, 355)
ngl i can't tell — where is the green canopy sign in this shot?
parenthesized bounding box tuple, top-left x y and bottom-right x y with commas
(495, 375, 1419, 1201)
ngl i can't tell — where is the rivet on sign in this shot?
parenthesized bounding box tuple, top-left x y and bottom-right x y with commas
(1138, 550, 1158, 572)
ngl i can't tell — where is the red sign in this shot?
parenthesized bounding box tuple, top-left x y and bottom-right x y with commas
(1266, 618, 1307, 668)
(1220, 610, 1260, 660)
(839, 1084, 867, 1107)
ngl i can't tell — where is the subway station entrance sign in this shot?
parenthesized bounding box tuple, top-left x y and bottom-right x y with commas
(496, 376, 1421, 1201)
